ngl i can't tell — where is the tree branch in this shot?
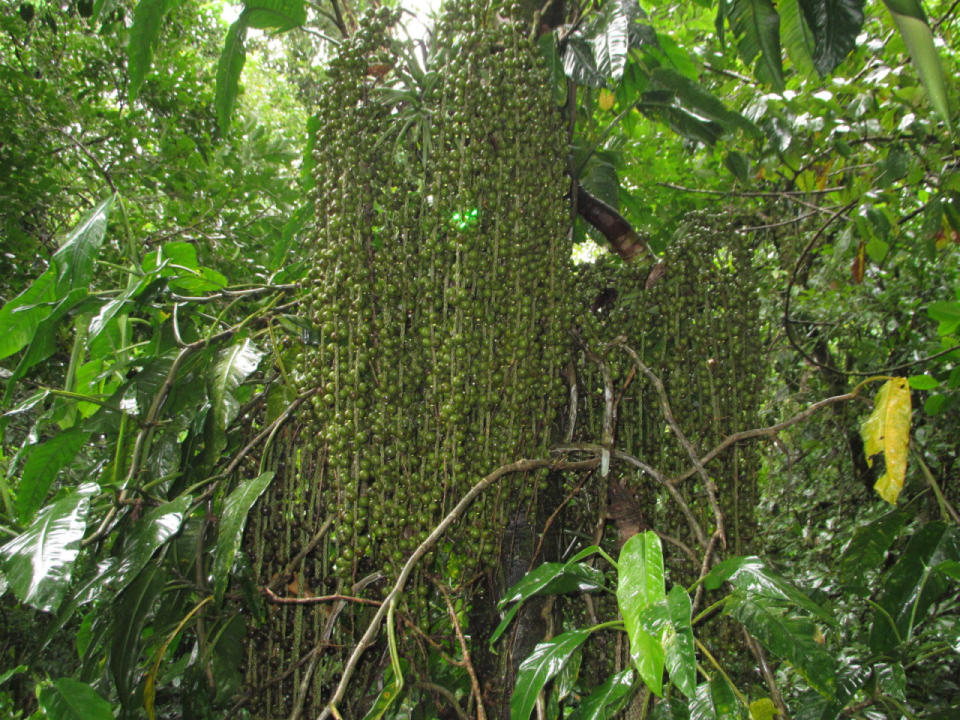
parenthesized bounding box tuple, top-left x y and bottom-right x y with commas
(576, 184, 650, 262)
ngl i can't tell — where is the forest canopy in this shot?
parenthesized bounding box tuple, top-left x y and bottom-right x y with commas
(1, 0, 960, 718)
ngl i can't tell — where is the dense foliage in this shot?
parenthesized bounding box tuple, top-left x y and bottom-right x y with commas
(1, 0, 959, 718)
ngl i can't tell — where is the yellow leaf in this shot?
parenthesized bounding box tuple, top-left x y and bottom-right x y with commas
(750, 697, 777, 720)
(860, 378, 911, 504)
(598, 89, 615, 111)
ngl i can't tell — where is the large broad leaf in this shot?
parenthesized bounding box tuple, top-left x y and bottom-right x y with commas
(650, 68, 757, 136)
(860, 378, 911, 504)
(4, 289, 92, 401)
(0, 482, 98, 612)
(128, 0, 180, 101)
(567, 669, 635, 720)
(51, 195, 115, 295)
(491, 557, 605, 645)
(664, 586, 697, 698)
(37, 678, 113, 720)
(881, 0, 951, 128)
(725, 588, 837, 697)
(591, 0, 631, 80)
(704, 556, 836, 626)
(511, 630, 591, 720)
(617, 532, 666, 695)
(0, 268, 57, 361)
(727, 0, 785, 89)
(797, 0, 865, 75)
(839, 510, 909, 585)
(870, 522, 960, 652)
(216, 17, 249, 132)
(780, 0, 817, 75)
(206, 338, 263, 462)
(563, 37, 607, 88)
(111, 564, 167, 711)
(213, 471, 274, 602)
(15, 428, 89, 524)
(243, 0, 306, 30)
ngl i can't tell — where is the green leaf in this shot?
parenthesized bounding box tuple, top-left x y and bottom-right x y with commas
(567, 669, 635, 720)
(216, 18, 249, 133)
(725, 588, 837, 697)
(38, 678, 113, 720)
(111, 564, 166, 710)
(881, 0, 951, 127)
(708, 675, 740, 718)
(538, 33, 567, 105)
(870, 522, 960, 652)
(128, 0, 179, 101)
(555, 647, 582, 702)
(664, 586, 696, 698)
(908, 374, 939, 389)
(511, 630, 591, 720)
(928, 300, 960, 336)
(592, 0, 631, 80)
(724, 151, 750, 184)
(213, 471, 274, 602)
(0, 268, 57, 361)
(491, 559, 606, 645)
(206, 338, 263, 462)
(727, 0, 785, 89)
(797, 0, 864, 75)
(0, 482, 98, 612)
(112, 494, 192, 595)
(563, 37, 606, 88)
(243, 0, 306, 31)
(839, 510, 909, 584)
(650, 68, 757, 136)
(617, 532, 666, 695)
(16, 428, 89, 524)
(780, 0, 817, 75)
(4, 289, 92, 400)
(51, 195, 115, 294)
(360, 658, 408, 720)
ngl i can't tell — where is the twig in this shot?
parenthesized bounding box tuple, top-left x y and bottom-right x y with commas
(744, 629, 790, 720)
(263, 587, 382, 607)
(436, 582, 487, 720)
(674, 391, 861, 483)
(530, 470, 593, 569)
(416, 682, 470, 720)
(616, 342, 726, 549)
(316, 456, 600, 720)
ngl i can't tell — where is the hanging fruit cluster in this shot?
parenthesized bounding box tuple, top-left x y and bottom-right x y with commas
(573, 213, 764, 562)
(244, 2, 573, 713)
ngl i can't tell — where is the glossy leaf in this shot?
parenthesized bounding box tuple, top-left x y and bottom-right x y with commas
(37, 678, 113, 720)
(207, 338, 263, 462)
(128, 0, 178, 101)
(797, 0, 864, 75)
(213, 471, 274, 602)
(592, 0, 631, 80)
(725, 588, 837, 697)
(860, 378, 911, 504)
(15, 427, 89, 524)
(881, 0, 951, 127)
(511, 630, 591, 720)
(617, 532, 666, 695)
(567, 669, 635, 720)
(563, 37, 607, 88)
(216, 18, 249, 132)
(704, 556, 836, 625)
(111, 564, 166, 710)
(839, 510, 908, 584)
(51, 195, 115, 294)
(727, 0, 785, 89)
(870, 522, 960, 651)
(492, 559, 605, 645)
(650, 68, 757, 136)
(0, 482, 98, 612)
(664, 585, 696, 698)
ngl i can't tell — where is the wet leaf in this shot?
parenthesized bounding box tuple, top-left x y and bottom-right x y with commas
(213, 471, 274, 602)
(511, 630, 591, 720)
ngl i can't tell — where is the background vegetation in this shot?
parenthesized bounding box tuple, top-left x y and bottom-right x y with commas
(1, 0, 959, 718)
